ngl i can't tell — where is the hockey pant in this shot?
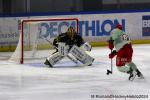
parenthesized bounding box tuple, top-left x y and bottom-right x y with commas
(69, 45, 94, 66)
(116, 44, 138, 73)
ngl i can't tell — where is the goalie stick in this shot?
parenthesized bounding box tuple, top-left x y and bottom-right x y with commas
(40, 35, 78, 64)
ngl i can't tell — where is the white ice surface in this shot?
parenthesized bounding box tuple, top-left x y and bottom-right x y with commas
(0, 44, 150, 100)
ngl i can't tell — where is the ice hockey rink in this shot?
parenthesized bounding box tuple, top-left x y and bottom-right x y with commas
(0, 44, 150, 100)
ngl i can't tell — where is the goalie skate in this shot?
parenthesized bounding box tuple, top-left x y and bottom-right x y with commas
(44, 59, 53, 68)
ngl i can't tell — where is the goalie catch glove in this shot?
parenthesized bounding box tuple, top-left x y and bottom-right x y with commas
(82, 42, 92, 51)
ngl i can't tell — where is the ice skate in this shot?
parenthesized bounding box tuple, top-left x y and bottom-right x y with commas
(44, 59, 53, 68)
(136, 69, 144, 79)
(128, 70, 137, 81)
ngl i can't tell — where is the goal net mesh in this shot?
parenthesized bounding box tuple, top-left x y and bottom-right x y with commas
(9, 18, 79, 64)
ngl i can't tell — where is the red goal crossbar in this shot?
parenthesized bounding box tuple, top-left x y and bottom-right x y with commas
(20, 18, 79, 64)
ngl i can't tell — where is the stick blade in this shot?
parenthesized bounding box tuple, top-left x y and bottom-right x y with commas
(106, 69, 112, 75)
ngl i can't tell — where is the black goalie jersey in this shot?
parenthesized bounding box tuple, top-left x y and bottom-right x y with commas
(53, 32, 84, 48)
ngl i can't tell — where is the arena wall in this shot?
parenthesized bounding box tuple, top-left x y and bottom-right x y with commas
(0, 11, 150, 51)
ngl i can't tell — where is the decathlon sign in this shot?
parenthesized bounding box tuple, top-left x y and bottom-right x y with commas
(39, 19, 125, 38)
(40, 21, 76, 38)
(79, 19, 125, 36)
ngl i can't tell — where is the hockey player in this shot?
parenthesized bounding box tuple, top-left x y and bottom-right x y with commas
(53, 26, 84, 52)
(44, 26, 94, 68)
(108, 24, 144, 80)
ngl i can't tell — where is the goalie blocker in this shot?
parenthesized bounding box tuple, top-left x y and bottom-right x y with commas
(44, 42, 94, 68)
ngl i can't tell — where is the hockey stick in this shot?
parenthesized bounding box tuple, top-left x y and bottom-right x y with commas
(106, 49, 113, 75)
(40, 35, 78, 64)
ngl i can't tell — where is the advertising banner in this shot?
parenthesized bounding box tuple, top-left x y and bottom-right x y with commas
(0, 11, 150, 51)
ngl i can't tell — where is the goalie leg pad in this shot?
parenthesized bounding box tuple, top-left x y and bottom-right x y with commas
(58, 42, 69, 56)
(70, 45, 94, 66)
(46, 52, 64, 67)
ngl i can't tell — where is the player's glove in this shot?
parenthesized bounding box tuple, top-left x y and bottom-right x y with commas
(108, 38, 114, 50)
(109, 50, 117, 59)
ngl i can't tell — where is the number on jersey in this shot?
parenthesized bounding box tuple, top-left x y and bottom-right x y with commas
(121, 34, 130, 41)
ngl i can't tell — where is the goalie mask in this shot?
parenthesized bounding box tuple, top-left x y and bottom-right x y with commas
(82, 42, 92, 51)
(67, 26, 76, 39)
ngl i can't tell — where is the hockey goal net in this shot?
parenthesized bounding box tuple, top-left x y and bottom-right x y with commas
(9, 18, 79, 64)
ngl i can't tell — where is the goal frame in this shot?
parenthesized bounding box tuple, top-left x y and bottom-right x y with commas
(20, 18, 79, 64)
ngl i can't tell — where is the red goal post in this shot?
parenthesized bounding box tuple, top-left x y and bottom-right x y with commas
(12, 18, 79, 64)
